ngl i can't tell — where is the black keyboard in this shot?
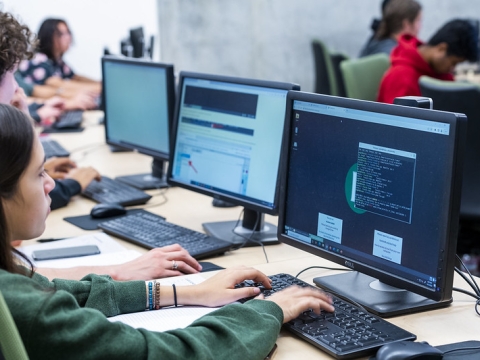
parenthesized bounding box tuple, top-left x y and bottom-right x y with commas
(82, 176, 152, 206)
(40, 138, 70, 158)
(98, 212, 233, 259)
(237, 273, 416, 359)
(53, 110, 84, 129)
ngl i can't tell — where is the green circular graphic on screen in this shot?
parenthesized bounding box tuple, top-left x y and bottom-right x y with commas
(345, 163, 366, 214)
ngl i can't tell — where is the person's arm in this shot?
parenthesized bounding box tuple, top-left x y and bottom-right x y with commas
(49, 179, 82, 210)
(37, 244, 203, 281)
(7, 268, 333, 360)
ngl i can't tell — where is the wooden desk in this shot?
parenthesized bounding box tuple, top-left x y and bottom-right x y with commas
(38, 112, 480, 359)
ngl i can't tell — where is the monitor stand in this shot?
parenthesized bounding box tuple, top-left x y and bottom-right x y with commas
(313, 271, 452, 318)
(203, 208, 279, 247)
(115, 158, 168, 190)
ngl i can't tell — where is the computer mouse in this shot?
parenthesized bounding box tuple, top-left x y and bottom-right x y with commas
(90, 203, 127, 219)
(374, 341, 443, 360)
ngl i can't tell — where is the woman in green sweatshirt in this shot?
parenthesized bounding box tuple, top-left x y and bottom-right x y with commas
(0, 104, 334, 359)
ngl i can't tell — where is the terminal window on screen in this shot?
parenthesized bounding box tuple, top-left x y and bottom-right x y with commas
(172, 81, 287, 205)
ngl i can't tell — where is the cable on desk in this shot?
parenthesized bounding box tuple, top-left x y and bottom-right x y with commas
(454, 254, 480, 316)
(295, 265, 352, 279)
(230, 209, 269, 263)
(69, 142, 105, 155)
(131, 189, 169, 209)
(455, 254, 480, 296)
(69, 142, 105, 163)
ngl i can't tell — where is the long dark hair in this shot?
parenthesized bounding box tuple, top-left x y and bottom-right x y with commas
(0, 104, 35, 275)
(376, 0, 421, 41)
(37, 18, 71, 60)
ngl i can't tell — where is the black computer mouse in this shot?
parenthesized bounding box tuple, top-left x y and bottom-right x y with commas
(90, 203, 127, 219)
(374, 341, 443, 360)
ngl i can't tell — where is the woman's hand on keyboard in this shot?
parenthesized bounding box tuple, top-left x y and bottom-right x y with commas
(110, 244, 202, 281)
(183, 266, 272, 307)
(265, 286, 335, 323)
(66, 166, 101, 190)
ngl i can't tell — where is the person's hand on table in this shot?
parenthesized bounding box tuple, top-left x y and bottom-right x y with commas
(110, 244, 203, 281)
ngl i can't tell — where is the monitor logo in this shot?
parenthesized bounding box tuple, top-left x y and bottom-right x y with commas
(345, 261, 354, 269)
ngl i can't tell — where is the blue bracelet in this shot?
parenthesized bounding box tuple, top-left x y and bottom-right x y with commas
(148, 281, 153, 310)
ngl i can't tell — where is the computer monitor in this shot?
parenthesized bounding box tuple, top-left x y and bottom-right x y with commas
(129, 27, 145, 58)
(102, 56, 175, 189)
(167, 72, 300, 246)
(278, 91, 467, 317)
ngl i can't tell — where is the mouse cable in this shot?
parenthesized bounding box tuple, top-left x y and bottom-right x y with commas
(442, 344, 480, 356)
(230, 209, 269, 263)
(295, 265, 351, 279)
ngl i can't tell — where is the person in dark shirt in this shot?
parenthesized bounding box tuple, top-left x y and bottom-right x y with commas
(359, 0, 422, 57)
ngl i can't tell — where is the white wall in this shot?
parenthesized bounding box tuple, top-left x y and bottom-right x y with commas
(157, 0, 480, 92)
(2, 0, 159, 80)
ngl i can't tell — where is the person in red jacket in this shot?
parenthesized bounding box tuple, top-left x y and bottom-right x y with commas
(377, 19, 478, 103)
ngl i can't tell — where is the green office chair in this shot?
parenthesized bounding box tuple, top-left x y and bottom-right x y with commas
(0, 291, 29, 360)
(311, 39, 347, 96)
(340, 53, 390, 101)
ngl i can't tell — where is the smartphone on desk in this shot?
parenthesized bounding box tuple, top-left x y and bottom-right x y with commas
(32, 245, 100, 261)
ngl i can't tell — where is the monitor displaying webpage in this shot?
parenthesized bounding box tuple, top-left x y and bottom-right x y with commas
(171, 78, 288, 208)
(283, 100, 454, 293)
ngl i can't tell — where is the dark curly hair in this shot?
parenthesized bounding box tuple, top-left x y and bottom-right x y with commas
(0, 11, 36, 80)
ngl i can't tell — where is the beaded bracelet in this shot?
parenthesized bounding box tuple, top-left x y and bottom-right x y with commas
(155, 282, 161, 310)
(148, 281, 153, 310)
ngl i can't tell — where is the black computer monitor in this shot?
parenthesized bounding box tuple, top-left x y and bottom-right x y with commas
(129, 27, 145, 58)
(102, 56, 175, 189)
(278, 91, 467, 317)
(167, 72, 300, 246)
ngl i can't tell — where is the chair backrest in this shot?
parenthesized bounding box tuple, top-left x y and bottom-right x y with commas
(330, 52, 349, 98)
(340, 53, 390, 101)
(0, 291, 29, 360)
(311, 39, 339, 96)
(419, 76, 480, 221)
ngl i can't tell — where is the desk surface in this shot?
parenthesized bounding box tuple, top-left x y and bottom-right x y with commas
(36, 112, 480, 359)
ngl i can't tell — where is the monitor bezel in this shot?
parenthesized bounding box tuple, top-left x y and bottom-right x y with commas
(277, 90, 466, 302)
(167, 71, 300, 216)
(102, 55, 175, 162)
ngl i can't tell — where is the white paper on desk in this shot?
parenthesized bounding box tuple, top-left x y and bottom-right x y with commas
(108, 274, 221, 332)
(19, 233, 142, 268)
